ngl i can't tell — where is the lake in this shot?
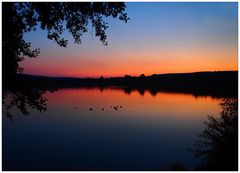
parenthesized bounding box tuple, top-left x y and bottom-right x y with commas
(3, 88, 222, 170)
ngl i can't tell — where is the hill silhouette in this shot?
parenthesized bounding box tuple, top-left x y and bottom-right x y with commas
(16, 71, 237, 98)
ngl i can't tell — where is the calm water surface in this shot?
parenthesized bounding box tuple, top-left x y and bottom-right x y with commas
(3, 88, 221, 170)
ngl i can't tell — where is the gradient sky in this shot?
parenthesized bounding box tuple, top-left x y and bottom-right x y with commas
(20, 2, 238, 77)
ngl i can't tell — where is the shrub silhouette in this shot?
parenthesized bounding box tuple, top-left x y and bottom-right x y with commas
(192, 98, 238, 171)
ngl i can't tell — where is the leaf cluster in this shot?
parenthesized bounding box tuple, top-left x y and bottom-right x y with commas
(2, 2, 128, 81)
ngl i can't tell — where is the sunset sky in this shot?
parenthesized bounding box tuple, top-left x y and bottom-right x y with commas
(20, 2, 238, 78)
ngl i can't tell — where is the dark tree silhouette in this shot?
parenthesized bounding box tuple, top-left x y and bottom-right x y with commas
(2, 2, 129, 83)
(192, 98, 238, 170)
(139, 74, 145, 78)
(124, 75, 131, 78)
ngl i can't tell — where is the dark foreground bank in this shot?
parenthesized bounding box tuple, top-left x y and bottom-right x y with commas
(14, 71, 238, 98)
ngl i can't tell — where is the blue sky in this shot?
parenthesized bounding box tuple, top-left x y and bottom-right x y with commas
(21, 2, 238, 77)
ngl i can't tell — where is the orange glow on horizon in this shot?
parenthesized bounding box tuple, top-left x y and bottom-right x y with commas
(20, 49, 238, 78)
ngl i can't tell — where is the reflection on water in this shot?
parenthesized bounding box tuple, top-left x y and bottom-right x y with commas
(3, 79, 48, 120)
(3, 87, 225, 170)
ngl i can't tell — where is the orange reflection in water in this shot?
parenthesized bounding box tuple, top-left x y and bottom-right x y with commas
(45, 88, 220, 120)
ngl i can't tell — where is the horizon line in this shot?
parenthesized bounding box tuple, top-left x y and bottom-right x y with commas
(20, 70, 238, 79)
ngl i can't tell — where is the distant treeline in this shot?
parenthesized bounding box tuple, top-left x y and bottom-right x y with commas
(16, 71, 238, 98)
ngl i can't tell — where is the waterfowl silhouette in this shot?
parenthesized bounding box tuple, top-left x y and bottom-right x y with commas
(89, 108, 93, 111)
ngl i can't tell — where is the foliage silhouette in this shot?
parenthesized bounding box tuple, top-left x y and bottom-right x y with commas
(191, 98, 238, 170)
(3, 77, 48, 122)
(2, 2, 129, 83)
